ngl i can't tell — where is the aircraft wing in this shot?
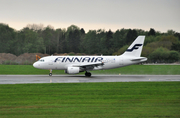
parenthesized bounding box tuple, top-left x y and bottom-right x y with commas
(72, 62, 104, 67)
(66, 62, 104, 71)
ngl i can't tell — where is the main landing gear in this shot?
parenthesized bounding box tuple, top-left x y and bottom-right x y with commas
(85, 71, 91, 77)
(49, 69, 52, 76)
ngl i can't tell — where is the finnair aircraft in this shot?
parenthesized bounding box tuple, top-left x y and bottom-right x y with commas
(33, 36, 147, 77)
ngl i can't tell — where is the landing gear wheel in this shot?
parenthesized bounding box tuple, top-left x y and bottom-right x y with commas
(85, 72, 91, 77)
(49, 73, 52, 76)
(49, 69, 52, 76)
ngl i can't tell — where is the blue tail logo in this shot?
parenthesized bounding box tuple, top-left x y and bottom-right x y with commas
(126, 44, 142, 52)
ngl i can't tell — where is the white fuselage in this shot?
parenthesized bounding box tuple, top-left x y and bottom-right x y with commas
(33, 55, 147, 70)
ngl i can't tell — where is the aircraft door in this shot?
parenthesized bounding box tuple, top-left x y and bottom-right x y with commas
(48, 57, 53, 65)
(48, 56, 55, 65)
(49, 60, 53, 65)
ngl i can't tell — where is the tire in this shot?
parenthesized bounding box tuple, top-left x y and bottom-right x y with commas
(85, 72, 91, 77)
(49, 73, 52, 76)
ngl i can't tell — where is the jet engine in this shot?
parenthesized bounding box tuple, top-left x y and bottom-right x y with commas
(65, 67, 80, 74)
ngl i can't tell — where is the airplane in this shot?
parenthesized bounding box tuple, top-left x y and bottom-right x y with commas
(33, 36, 147, 77)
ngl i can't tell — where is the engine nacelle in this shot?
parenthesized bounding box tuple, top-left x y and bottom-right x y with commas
(65, 67, 80, 74)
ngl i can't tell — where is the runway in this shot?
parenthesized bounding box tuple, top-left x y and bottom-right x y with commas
(0, 75, 180, 84)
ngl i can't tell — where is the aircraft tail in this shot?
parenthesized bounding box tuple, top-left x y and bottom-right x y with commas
(122, 36, 145, 57)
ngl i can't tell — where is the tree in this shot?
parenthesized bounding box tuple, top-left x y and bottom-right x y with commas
(17, 28, 45, 54)
(125, 29, 137, 44)
(66, 25, 81, 53)
(148, 28, 156, 36)
(80, 28, 85, 35)
(82, 30, 98, 54)
(41, 26, 56, 54)
(105, 30, 113, 54)
(26, 24, 44, 32)
(149, 47, 170, 63)
(174, 32, 180, 41)
(167, 30, 175, 35)
(144, 36, 157, 45)
(168, 51, 180, 62)
(171, 41, 180, 52)
(97, 29, 106, 54)
(1, 23, 180, 59)
(158, 35, 178, 50)
(112, 28, 129, 52)
(142, 46, 153, 57)
(79, 28, 86, 53)
(0, 23, 16, 54)
(113, 45, 128, 55)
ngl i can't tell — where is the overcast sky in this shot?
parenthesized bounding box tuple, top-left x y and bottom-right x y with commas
(0, 0, 180, 32)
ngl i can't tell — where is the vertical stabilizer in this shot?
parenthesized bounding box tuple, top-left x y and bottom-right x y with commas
(122, 36, 145, 57)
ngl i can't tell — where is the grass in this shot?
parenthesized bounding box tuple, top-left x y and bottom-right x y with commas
(0, 65, 180, 75)
(0, 82, 180, 117)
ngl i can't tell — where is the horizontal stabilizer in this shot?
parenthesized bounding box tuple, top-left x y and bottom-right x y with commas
(131, 57, 147, 62)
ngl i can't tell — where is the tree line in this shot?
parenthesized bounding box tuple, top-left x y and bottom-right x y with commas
(0, 23, 180, 63)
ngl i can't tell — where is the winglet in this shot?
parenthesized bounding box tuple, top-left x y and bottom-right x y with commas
(122, 36, 145, 57)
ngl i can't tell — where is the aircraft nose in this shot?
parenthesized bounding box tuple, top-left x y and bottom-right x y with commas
(33, 62, 38, 68)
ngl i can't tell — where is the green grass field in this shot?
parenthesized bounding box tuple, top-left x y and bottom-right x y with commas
(0, 65, 180, 75)
(0, 65, 180, 117)
(0, 82, 180, 117)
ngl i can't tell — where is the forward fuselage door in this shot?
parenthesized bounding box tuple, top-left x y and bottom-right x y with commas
(48, 57, 53, 65)
(49, 61, 53, 65)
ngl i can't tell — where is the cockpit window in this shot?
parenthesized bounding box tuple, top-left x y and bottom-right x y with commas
(39, 59, 45, 62)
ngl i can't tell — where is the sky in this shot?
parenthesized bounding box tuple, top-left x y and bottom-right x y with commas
(0, 0, 180, 32)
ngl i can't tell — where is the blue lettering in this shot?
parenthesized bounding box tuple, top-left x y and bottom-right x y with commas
(73, 57, 82, 62)
(82, 57, 91, 62)
(62, 57, 66, 62)
(95, 57, 103, 62)
(91, 57, 95, 62)
(65, 57, 74, 62)
(54, 57, 64, 62)
(55, 57, 104, 63)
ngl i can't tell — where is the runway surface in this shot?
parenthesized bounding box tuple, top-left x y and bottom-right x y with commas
(0, 75, 180, 84)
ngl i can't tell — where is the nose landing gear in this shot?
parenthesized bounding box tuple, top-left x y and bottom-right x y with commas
(49, 69, 52, 76)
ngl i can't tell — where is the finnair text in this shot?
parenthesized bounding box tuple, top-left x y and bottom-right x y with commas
(54, 57, 104, 63)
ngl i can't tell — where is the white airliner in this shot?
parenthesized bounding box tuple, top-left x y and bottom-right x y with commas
(33, 36, 147, 77)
